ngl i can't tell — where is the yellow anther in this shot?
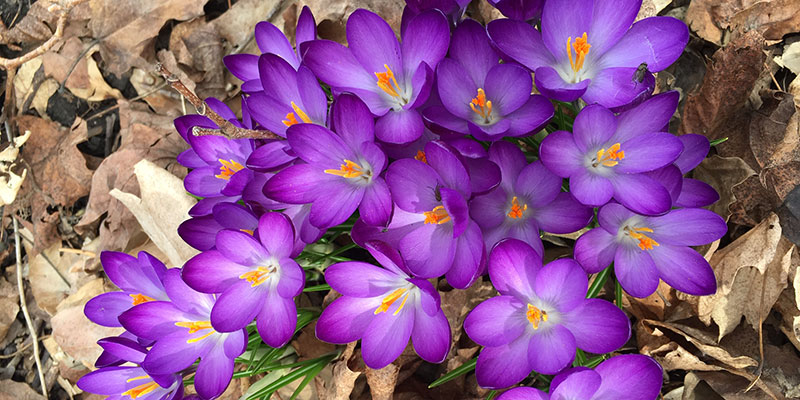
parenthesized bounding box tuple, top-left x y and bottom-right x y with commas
(122, 380, 160, 399)
(415, 150, 427, 163)
(470, 88, 493, 121)
(526, 304, 548, 330)
(129, 293, 155, 306)
(175, 320, 215, 344)
(423, 205, 451, 225)
(324, 159, 364, 178)
(374, 288, 409, 315)
(215, 159, 245, 180)
(627, 227, 659, 251)
(375, 64, 403, 99)
(507, 196, 528, 219)
(594, 143, 625, 167)
(239, 266, 271, 287)
(567, 32, 591, 73)
(282, 101, 313, 127)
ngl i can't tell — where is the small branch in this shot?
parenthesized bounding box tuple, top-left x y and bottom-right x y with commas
(155, 63, 282, 141)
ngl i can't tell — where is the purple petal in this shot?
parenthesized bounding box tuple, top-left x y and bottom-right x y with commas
(216, 230, 269, 266)
(485, 64, 532, 114)
(561, 298, 630, 354)
(534, 66, 589, 102)
(533, 192, 593, 234)
(649, 208, 727, 246)
(101, 251, 162, 295)
(600, 17, 689, 72)
(441, 187, 469, 237)
(613, 91, 678, 143)
(296, 6, 317, 48)
(504, 95, 555, 137)
(184, 167, 227, 197)
(649, 244, 716, 296)
(256, 291, 297, 347)
(593, 354, 663, 400)
(224, 54, 259, 82)
(359, 179, 392, 227)
(255, 21, 298, 68)
(588, 0, 641, 53)
(375, 108, 424, 144)
(534, 258, 588, 312)
(387, 159, 441, 213)
(574, 228, 617, 274)
(300, 40, 375, 91)
(118, 302, 184, 340)
(550, 369, 601, 399)
(517, 161, 562, 207)
(277, 258, 304, 298)
(182, 250, 249, 293)
(570, 169, 614, 207)
(178, 215, 221, 251)
(496, 387, 549, 400)
(257, 212, 295, 259)
(647, 165, 683, 205)
(223, 329, 248, 359)
(316, 296, 380, 343)
(411, 277, 441, 316)
(610, 173, 671, 215)
(142, 335, 203, 376)
(487, 19, 554, 70)
(597, 202, 635, 232)
(221, 168, 253, 197)
(210, 281, 265, 331)
(400, 223, 456, 278)
(451, 19, 498, 86)
(437, 58, 479, 120)
(411, 308, 450, 364)
(96, 336, 147, 364)
(258, 54, 301, 106)
(572, 105, 617, 153)
(675, 178, 719, 208)
(538, 130, 584, 177)
(195, 346, 234, 400)
(84, 292, 133, 327)
(264, 164, 328, 204)
(332, 94, 374, 147)
(163, 269, 214, 314)
(470, 188, 507, 230)
(401, 9, 450, 77)
(364, 240, 412, 276)
(465, 295, 527, 347)
(297, 66, 328, 123)
(489, 239, 541, 298)
(174, 114, 216, 142)
(424, 105, 469, 134)
(581, 66, 655, 109)
(347, 9, 402, 82)
(325, 261, 403, 297)
(489, 141, 527, 192)
(425, 141, 471, 197)
(77, 366, 145, 395)
(528, 324, 576, 375)
(446, 221, 485, 289)
(675, 134, 710, 174)
(616, 132, 683, 174)
(361, 302, 415, 369)
(177, 148, 206, 169)
(309, 182, 363, 228)
(540, 0, 593, 61)
(475, 335, 533, 389)
(288, 123, 353, 165)
(464, 157, 501, 196)
(614, 246, 659, 298)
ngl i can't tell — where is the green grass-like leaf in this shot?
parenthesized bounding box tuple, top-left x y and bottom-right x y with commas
(428, 357, 477, 388)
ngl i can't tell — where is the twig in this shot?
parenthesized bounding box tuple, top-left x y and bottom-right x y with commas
(59, 247, 96, 257)
(154, 63, 282, 140)
(745, 272, 769, 393)
(0, 335, 52, 359)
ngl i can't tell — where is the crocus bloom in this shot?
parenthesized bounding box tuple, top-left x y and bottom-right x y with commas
(224, 6, 316, 92)
(182, 212, 304, 347)
(316, 241, 450, 369)
(487, 0, 543, 21)
(487, 0, 688, 108)
(428, 19, 554, 141)
(264, 94, 392, 228)
(470, 141, 592, 255)
(574, 203, 726, 297)
(495, 354, 663, 400)
(673, 134, 719, 208)
(119, 269, 247, 399)
(178, 202, 259, 251)
(84, 251, 169, 328)
(77, 336, 184, 400)
(539, 93, 684, 215)
(301, 9, 449, 144)
(465, 239, 630, 389)
(353, 140, 496, 289)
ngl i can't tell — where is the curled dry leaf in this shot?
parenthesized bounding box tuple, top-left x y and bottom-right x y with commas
(110, 159, 198, 267)
(304, 0, 405, 36)
(42, 36, 122, 101)
(692, 155, 755, 222)
(0, 278, 19, 345)
(211, 0, 283, 52)
(686, 0, 800, 46)
(365, 363, 400, 400)
(0, 0, 61, 45)
(26, 239, 93, 316)
(316, 342, 361, 400)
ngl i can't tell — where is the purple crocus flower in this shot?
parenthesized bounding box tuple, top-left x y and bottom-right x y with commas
(496, 354, 663, 400)
(427, 19, 553, 141)
(84, 251, 169, 328)
(224, 6, 316, 92)
(264, 94, 392, 228)
(77, 336, 184, 400)
(182, 212, 304, 347)
(574, 203, 726, 297)
(487, 0, 688, 108)
(465, 239, 630, 389)
(673, 134, 719, 208)
(487, 0, 543, 21)
(316, 241, 450, 369)
(353, 140, 498, 289)
(470, 141, 592, 255)
(119, 269, 247, 399)
(178, 202, 259, 251)
(301, 9, 449, 144)
(539, 93, 684, 215)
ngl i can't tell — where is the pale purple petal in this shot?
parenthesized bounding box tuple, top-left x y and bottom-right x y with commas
(613, 91, 678, 143)
(570, 169, 614, 207)
(256, 290, 297, 347)
(534, 258, 588, 312)
(210, 281, 265, 331)
(194, 346, 234, 400)
(487, 19, 554, 70)
(649, 208, 727, 246)
(614, 246, 659, 298)
(572, 104, 617, 153)
(325, 261, 403, 297)
(649, 244, 716, 296)
(496, 387, 549, 400)
(216, 230, 269, 266)
(182, 251, 250, 293)
(401, 9, 450, 77)
(610, 173, 671, 215)
(534, 66, 589, 102)
(616, 132, 683, 174)
(361, 303, 414, 369)
(375, 108, 424, 144)
(533, 192, 593, 234)
(276, 258, 304, 298)
(451, 19, 498, 85)
(539, 130, 584, 177)
(573, 228, 617, 274)
(528, 324, 576, 375)
(561, 299, 630, 353)
(464, 295, 527, 347)
(599, 17, 689, 71)
(411, 308, 450, 363)
(347, 9, 402, 81)
(581, 66, 655, 109)
(475, 335, 534, 389)
(593, 354, 663, 400)
(316, 296, 380, 343)
(675, 178, 719, 208)
(488, 239, 540, 298)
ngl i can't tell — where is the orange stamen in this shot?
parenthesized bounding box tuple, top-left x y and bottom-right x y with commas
(129, 293, 155, 306)
(375, 64, 404, 100)
(507, 196, 528, 219)
(567, 32, 591, 73)
(423, 205, 451, 225)
(415, 150, 427, 163)
(526, 304, 548, 329)
(122, 379, 160, 399)
(175, 320, 215, 343)
(215, 159, 245, 180)
(594, 143, 625, 167)
(324, 159, 364, 178)
(282, 101, 313, 127)
(627, 227, 660, 250)
(470, 88, 493, 121)
(240, 229, 254, 235)
(239, 266, 271, 287)
(374, 288, 410, 315)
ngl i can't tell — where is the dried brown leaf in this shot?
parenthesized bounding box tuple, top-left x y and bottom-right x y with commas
(365, 363, 399, 400)
(42, 37, 122, 101)
(211, 0, 282, 51)
(89, 0, 207, 75)
(304, 0, 405, 36)
(692, 155, 756, 222)
(686, 0, 800, 46)
(26, 240, 93, 316)
(317, 342, 361, 400)
(0, 278, 19, 345)
(0, 0, 60, 45)
(0, 379, 46, 400)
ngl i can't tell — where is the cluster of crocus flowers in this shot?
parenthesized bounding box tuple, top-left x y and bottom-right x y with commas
(78, 1, 726, 399)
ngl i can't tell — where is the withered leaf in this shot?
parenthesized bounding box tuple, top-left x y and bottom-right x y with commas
(686, 0, 800, 45)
